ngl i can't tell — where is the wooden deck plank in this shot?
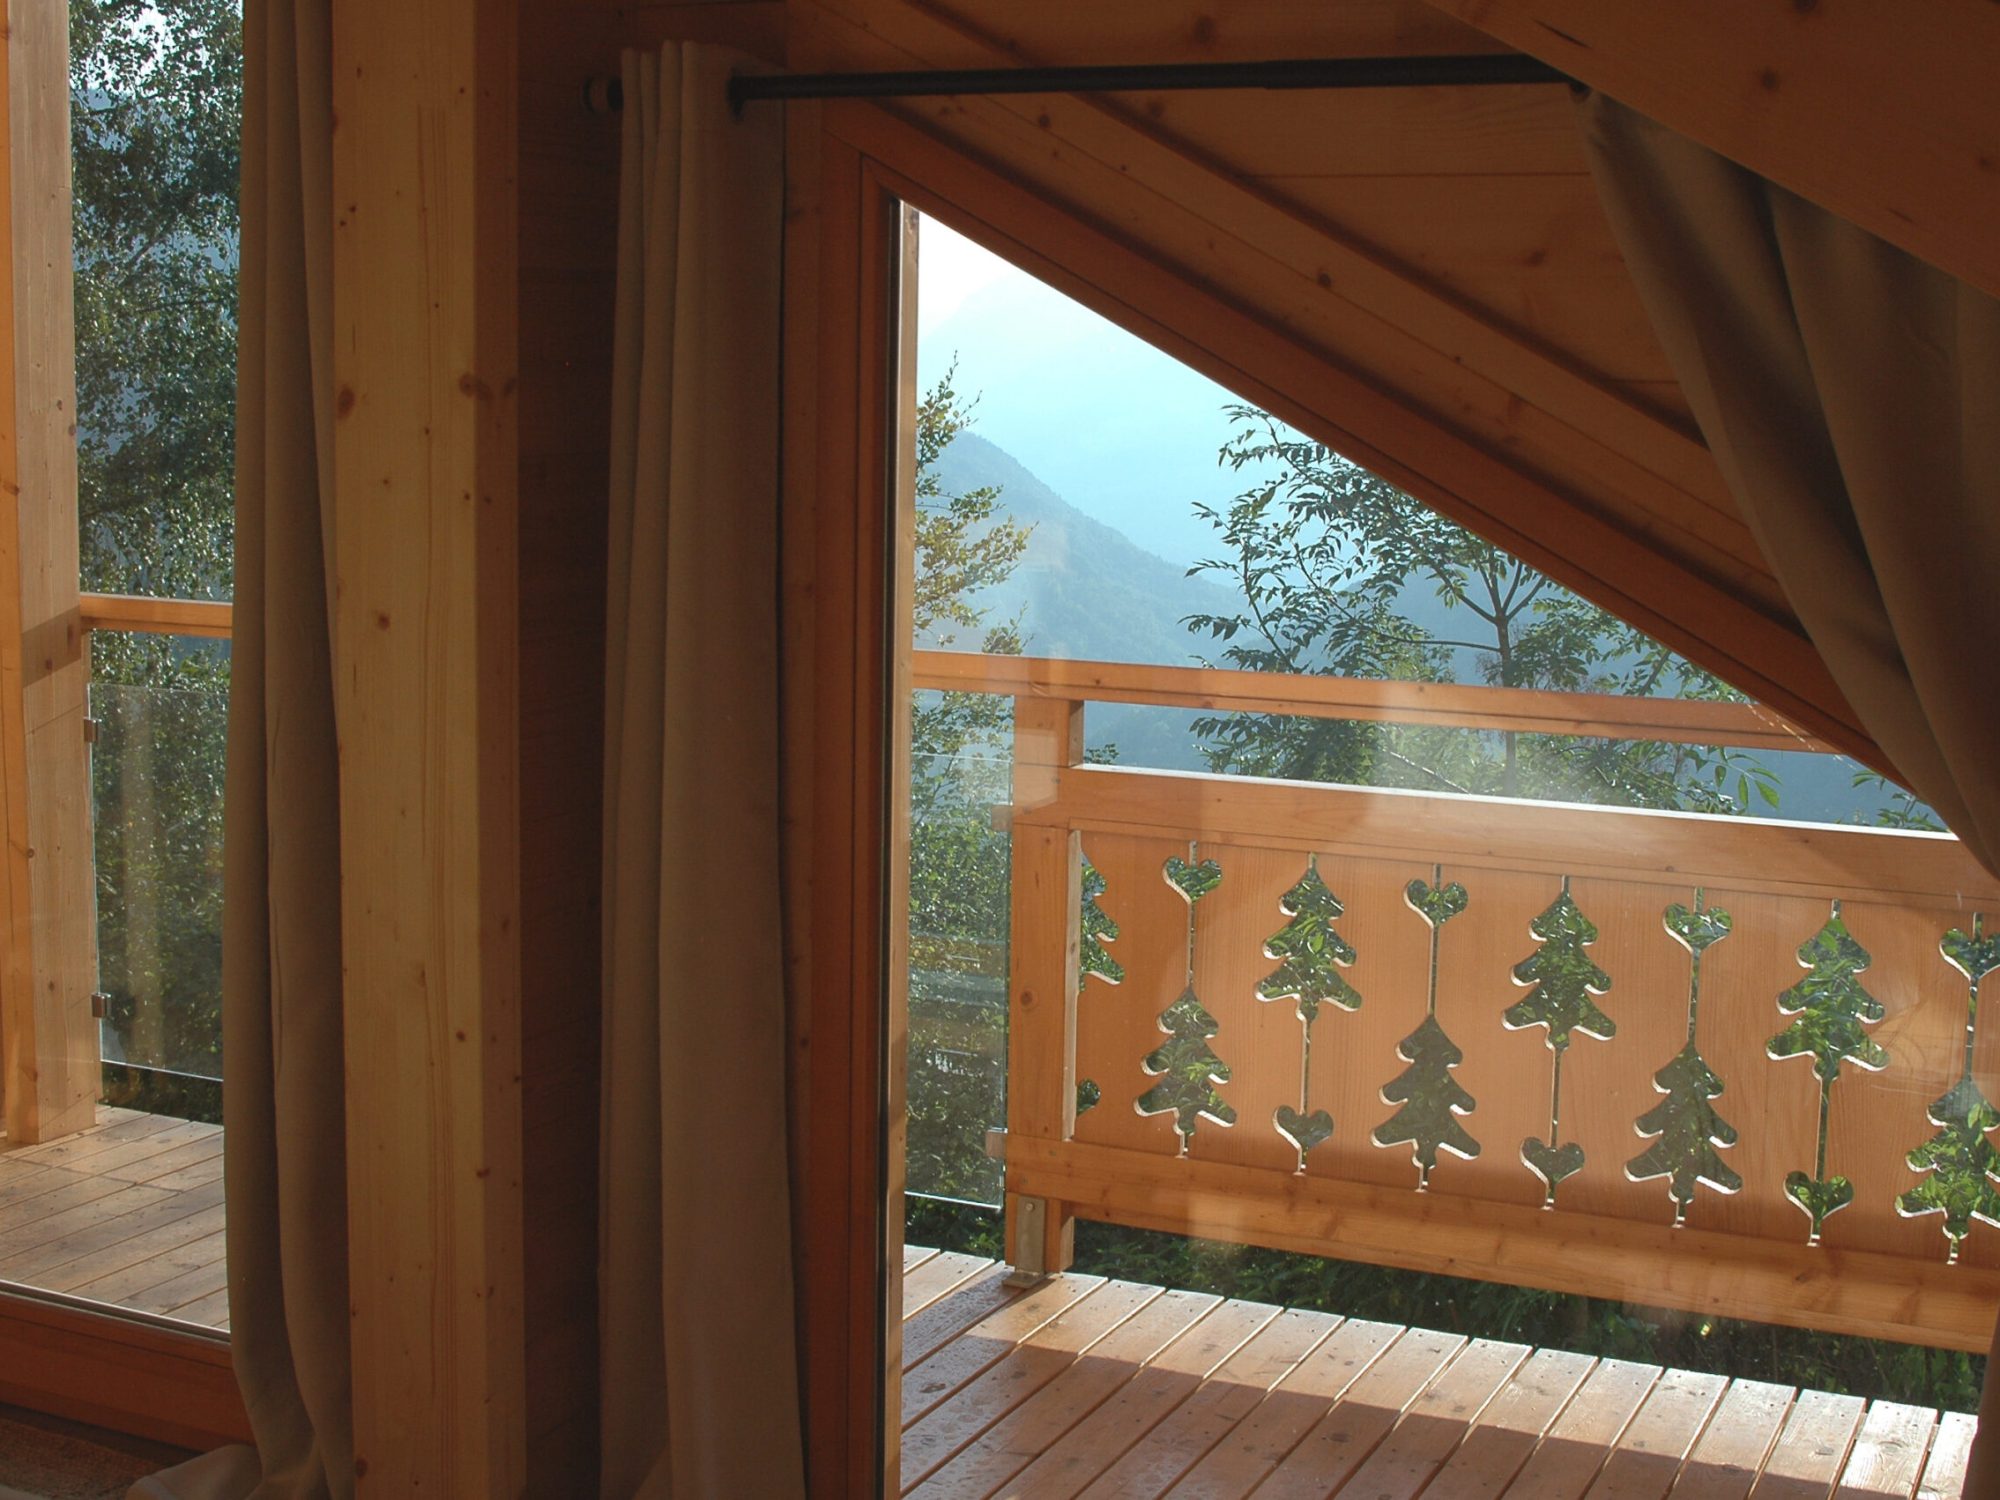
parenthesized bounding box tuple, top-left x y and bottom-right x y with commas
(906, 1264, 1024, 1371)
(1332, 1337, 1534, 1499)
(904, 1251, 994, 1321)
(0, 1163, 84, 1211)
(1007, 1299, 1280, 1500)
(909, 1244, 938, 1272)
(0, 1180, 177, 1261)
(1835, 1403, 1938, 1499)
(904, 1274, 1104, 1428)
(1915, 1411, 1974, 1500)
(1671, 1380, 1794, 1499)
(0, 1178, 223, 1284)
(902, 1280, 1164, 1488)
(908, 1287, 1217, 1498)
(143, 1153, 228, 1192)
(118, 1236, 231, 1317)
(1750, 1388, 1868, 1498)
(1506, 1359, 1664, 1499)
(55, 1205, 228, 1302)
(173, 1286, 230, 1328)
(97, 1131, 226, 1185)
(1076, 1306, 1337, 1500)
(1161, 1316, 1402, 1497)
(1248, 1325, 1467, 1499)
(1426, 1347, 1598, 1500)
(1587, 1368, 1730, 1500)
(0, 1166, 158, 1239)
(3, 1116, 207, 1173)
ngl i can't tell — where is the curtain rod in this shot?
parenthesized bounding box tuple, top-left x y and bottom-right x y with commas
(585, 55, 1575, 115)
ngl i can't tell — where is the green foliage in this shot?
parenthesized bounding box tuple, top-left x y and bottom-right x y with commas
(72, 0, 241, 1092)
(1770, 913, 1887, 1085)
(906, 363, 1032, 1204)
(1628, 1044, 1743, 1214)
(1163, 853, 1222, 905)
(1078, 857, 1124, 990)
(1138, 989, 1237, 1141)
(1255, 861, 1359, 1024)
(1899, 922, 2000, 1257)
(1373, 1015, 1479, 1182)
(1506, 889, 1615, 1052)
(1770, 909, 1886, 1240)
(1183, 408, 1778, 813)
(72, 0, 242, 601)
(1630, 898, 1740, 1222)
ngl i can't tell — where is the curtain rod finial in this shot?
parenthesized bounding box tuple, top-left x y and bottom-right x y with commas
(584, 76, 623, 115)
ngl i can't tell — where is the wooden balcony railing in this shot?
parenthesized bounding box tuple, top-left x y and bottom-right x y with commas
(911, 649, 2000, 1352)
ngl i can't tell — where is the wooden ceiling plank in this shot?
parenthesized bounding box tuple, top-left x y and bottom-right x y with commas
(795, 1, 1769, 600)
(827, 102, 1870, 759)
(1425, 0, 2000, 300)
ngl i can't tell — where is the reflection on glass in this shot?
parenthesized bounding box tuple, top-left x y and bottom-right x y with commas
(91, 634, 229, 1085)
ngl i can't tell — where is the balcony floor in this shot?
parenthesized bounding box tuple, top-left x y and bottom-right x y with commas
(0, 1106, 227, 1331)
(900, 1244, 1973, 1499)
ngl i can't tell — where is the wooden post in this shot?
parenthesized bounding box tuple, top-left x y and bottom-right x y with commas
(0, 0, 100, 1145)
(330, 0, 526, 1488)
(1005, 695, 1083, 1277)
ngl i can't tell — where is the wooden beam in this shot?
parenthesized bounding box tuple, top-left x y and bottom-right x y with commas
(78, 594, 233, 640)
(330, 0, 526, 1487)
(1006, 1136, 2000, 1352)
(2, 0, 99, 1145)
(910, 650, 1827, 753)
(1425, 0, 2000, 300)
(0, 1290, 249, 1451)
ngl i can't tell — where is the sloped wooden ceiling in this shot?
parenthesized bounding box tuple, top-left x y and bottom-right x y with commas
(783, 0, 1888, 764)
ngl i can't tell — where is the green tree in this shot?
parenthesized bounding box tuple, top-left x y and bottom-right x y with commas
(72, 0, 242, 1096)
(905, 362, 1033, 1202)
(1184, 407, 1776, 813)
(1507, 883, 1614, 1202)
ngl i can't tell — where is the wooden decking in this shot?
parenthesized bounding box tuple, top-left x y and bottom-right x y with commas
(900, 1246, 1974, 1499)
(0, 1107, 227, 1331)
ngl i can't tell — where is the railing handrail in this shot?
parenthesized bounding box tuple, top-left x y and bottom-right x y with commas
(911, 649, 1829, 754)
(80, 593, 233, 640)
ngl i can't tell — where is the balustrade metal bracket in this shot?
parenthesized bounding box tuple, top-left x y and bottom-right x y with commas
(984, 1127, 1008, 1161)
(82, 717, 98, 745)
(90, 991, 110, 1020)
(1005, 1195, 1053, 1286)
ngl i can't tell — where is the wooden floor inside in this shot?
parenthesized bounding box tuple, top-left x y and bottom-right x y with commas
(0, 1107, 227, 1331)
(900, 1246, 1973, 1499)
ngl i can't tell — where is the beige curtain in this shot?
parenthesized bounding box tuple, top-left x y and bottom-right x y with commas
(1577, 91, 2000, 1485)
(135, 0, 348, 1497)
(598, 43, 805, 1499)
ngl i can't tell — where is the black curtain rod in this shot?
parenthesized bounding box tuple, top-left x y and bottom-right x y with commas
(588, 55, 1573, 115)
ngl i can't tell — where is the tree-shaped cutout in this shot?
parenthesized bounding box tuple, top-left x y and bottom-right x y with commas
(1898, 917, 2000, 1260)
(1139, 990, 1238, 1143)
(1257, 858, 1359, 1169)
(1079, 855, 1125, 992)
(1505, 879, 1614, 1204)
(1373, 869, 1479, 1188)
(1768, 902, 1888, 1243)
(1137, 847, 1234, 1153)
(1628, 895, 1741, 1225)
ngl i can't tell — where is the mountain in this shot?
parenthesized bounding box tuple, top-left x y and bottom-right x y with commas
(925, 433, 1232, 770)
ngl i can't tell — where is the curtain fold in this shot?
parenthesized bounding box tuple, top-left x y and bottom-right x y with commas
(135, 1, 347, 1497)
(1576, 89, 2000, 1487)
(599, 42, 806, 1499)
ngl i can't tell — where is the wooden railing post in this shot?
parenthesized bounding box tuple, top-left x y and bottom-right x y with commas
(1004, 695, 1082, 1279)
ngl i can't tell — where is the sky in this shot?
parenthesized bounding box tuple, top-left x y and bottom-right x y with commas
(913, 213, 1262, 573)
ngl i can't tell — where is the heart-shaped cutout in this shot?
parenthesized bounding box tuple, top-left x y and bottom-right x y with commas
(1665, 900, 1733, 956)
(1405, 878, 1469, 929)
(1944, 925, 2000, 986)
(1275, 1105, 1334, 1159)
(1523, 1135, 1586, 1190)
(1165, 855, 1222, 905)
(1784, 1170, 1854, 1234)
